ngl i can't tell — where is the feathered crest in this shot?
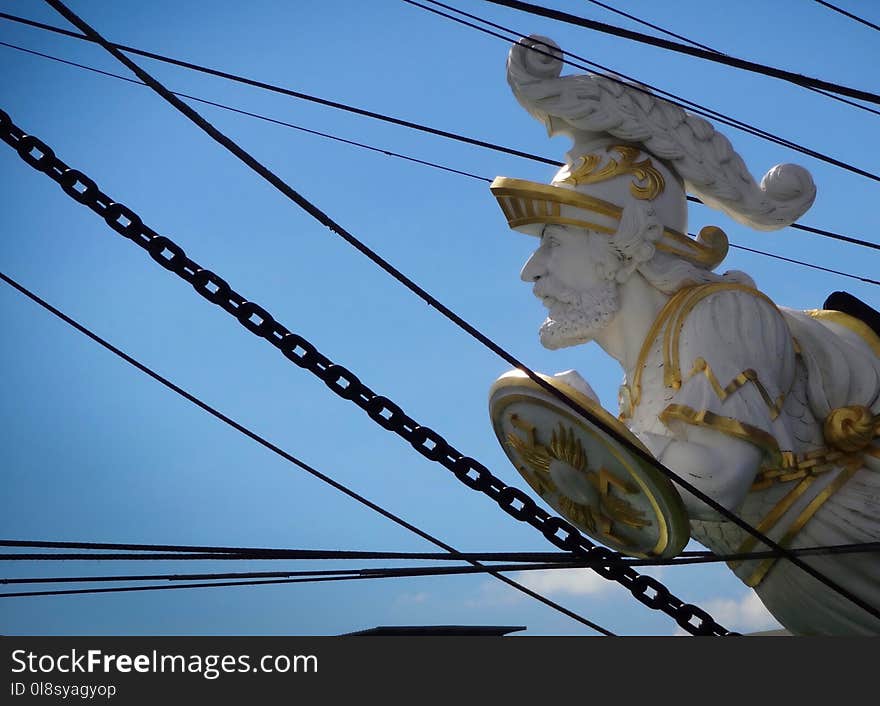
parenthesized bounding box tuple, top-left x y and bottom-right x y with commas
(506, 35, 816, 232)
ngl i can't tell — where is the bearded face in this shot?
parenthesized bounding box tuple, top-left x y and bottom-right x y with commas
(534, 276, 619, 350)
(520, 225, 622, 350)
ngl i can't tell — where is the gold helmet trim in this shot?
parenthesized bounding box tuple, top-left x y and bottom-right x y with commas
(489, 177, 728, 269)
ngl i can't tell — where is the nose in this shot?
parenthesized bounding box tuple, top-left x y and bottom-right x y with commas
(520, 247, 547, 282)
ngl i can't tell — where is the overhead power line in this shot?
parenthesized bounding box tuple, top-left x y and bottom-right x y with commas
(4, 539, 877, 565)
(728, 243, 880, 286)
(1, 41, 875, 287)
(0, 11, 559, 168)
(0, 40, 490, 184)
(686, 194, 879, 252)
(583, 0, 716, 52)
(814, 1, 880, 32)
(0, 574, 452, 600)
(7, 540, 880, 598)
(480, 0, 880, 104)
(18, 1, 880, 627)
(1, 561, 581, 587)
(0, 563, 570, 600)
(408, 0, 880, 183)
(1, 18, 876, 253)
(0, 271, 611, 635)
(0, 539, 577, 563)
(583, 0, 880, 118)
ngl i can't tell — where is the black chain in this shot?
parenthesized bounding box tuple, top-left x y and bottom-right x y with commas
(0, 109, 736, 636)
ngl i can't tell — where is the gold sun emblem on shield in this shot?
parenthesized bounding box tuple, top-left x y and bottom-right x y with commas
(506, 415, 649, 547)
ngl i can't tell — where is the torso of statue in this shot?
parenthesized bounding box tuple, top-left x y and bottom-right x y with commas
(619, 282, 880, 635)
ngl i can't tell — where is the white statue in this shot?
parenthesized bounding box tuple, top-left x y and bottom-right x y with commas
(489, 35, 880, 635)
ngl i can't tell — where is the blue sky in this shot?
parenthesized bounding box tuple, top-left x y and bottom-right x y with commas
(1, 0, 877, 636)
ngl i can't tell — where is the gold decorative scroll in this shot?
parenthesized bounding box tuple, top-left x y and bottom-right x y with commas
(559, 145, 665, 201)
(823, 405, 878, 453)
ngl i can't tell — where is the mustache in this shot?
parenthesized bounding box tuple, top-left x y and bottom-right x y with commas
(533, 277, 582, 305)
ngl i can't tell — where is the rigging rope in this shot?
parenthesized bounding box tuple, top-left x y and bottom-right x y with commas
(480, 0, 880, 103)
(580, 0, 880, 117)
(0, 13, 875, 249)
(1, 38, 875, 285)
(406, 0, 880, 182)
(0, 269, 612, 636)
(814, 0, 880, 33)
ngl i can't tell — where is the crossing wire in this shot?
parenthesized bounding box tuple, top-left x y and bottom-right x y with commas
(1, 15, 877, 252)
(36, 0, 880, 625)
(3, 539, 878, 566)
(0, 574, 491, 600)
(408, 0, 880, 183)
(1, 40, 876, 287)
(0, 11, 558, 168)
(581, 0, 880, 118)
(0, 270, 613, 636)
(0, 565, 570, 600)
(814, 1, 880, 33)
(7, 540, 880, 587)
(481, 0, 880, 103)
(0, 539, 571, 561)
(0, 41, 489, 184)
(8, 539, 880, 597)
(727, 243, 880, 287)
(1, 561, 586, 587)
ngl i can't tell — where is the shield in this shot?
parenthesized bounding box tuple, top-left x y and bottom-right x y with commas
(489, 370, 689, 558)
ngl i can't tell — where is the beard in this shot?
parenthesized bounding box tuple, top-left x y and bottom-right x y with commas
(534, 276, 620, 350)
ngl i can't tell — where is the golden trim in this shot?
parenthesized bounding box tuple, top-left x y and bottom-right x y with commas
(655, 225, 729, 269)
(823, 405, 878, 453)
(665, 283, 781, 391)
(745, 464, 860, 586)
(727, 476, 816, 569)
(730, 475, 817, 573)
(560, 153, 603, 184)
(658, 404, 781, 460)
(489, 177, 727, 269)
(685, 358, 785, 420)
(623, 283, 786, 422)
(489, 371, 653, 456)
(806, 309, 880, 358)
(625, 287, 694, 416)
(558, 145, 666, 201)
(491, 178, 623, 219)
(754, 430, 874, 490)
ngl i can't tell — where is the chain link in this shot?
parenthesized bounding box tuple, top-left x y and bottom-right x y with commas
(0, 109, 737, 636)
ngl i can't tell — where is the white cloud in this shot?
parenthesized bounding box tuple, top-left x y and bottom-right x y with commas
(395, 591, 429, 605)
(672, 591, 783, 635)
(511, 568, 613, 597)
(465, 580, 525, 608)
